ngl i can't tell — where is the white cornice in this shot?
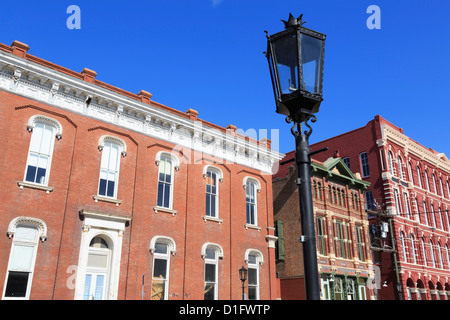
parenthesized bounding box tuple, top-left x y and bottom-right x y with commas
(0, 50, 284, 174)
(382, 123, 450, 174)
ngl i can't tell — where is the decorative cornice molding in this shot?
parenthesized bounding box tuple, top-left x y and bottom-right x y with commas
(0, 50, 284, 174)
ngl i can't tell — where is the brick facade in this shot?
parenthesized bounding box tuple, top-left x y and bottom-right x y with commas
(273, 154, 376, 300)
(0, 41, 283, 300)
(310, 115, 450, 300)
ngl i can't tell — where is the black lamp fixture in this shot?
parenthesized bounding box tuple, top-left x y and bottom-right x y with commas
(265, 13, 327, 300)
(265, 13, 326, 124)
(239, 266, 248, 300)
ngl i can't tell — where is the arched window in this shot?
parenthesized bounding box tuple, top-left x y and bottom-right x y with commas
(244, 177, 260, 226)
(156, 152, 178, 209)
(202, 243, 223, 300)
(3, 217, 46, 300)
(388, 152, 394, 175)
(24, 116, 61, 186)
(204, 166, 222, 219)
(421, 237, 427, 266)
(445, 244, 450, 270)
(245, 249, 263, 300)
(416, 166, 422, 188)
(429, 240, 436, 268)
(359, 152, 370, 177)
(410, 234, 417, 264)
(97, 136, 126, 199)
(437, 242, 443, 269)
(424, 170, 430, 192)
(150, 238, 174, 300)
(400, 232, 407, 262)
(83, 236, 112, 300)
(397, 156, 404, 180)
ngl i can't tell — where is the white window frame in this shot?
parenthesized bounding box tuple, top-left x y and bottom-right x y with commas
(388, 152, 394, 175)
(397, 156, 404, 180)
(97, 136, 126, 199)
(151, 240, 172, 300)
(244, 249, 263, 300)
(155, 152, 179, 210)
(203, 166, 223, 219)
(2, 217, 46, 300)
(417, 166, 422, 188)
(410, 234, 417, 264)
(403, 193, 410, 219)
(359, 152, 370, 178)
(24, 118, 60, 186)
(244, 177, 261, 227)
(201, 243, 223, 300)
(74, 210, 130, 300)
(424, 170, 430, 192)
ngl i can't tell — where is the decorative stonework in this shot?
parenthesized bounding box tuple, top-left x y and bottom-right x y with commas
(0, 50, 283, 174)
(7, 216, 48, 242)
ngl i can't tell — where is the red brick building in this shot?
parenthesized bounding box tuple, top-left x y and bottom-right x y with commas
(0, 41, 283, 300)
(310, 115, 450, 300)
(273, 154, 376, 300)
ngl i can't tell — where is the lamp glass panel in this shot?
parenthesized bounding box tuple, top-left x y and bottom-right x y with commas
(272, 34, 299, 94)
(300, 33, 323, 94)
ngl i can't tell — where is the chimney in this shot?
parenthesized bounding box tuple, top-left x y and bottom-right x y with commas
(81, 68, 97, 83)
(138, 90, 152, 104)
(11, 41, 30, 58)
(186, 108, 199, 121)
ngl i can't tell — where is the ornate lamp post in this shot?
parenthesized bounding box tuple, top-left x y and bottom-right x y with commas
(265, 13, 326, 300)
(239, 266, 248, 300)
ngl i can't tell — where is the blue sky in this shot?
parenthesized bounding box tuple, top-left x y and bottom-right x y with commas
(1, 0, 449, 156)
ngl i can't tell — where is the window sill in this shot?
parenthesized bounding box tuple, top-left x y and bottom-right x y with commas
(153, 206, 177, 216)
(17, 181, 53, 194)
(202, 215, 223, 224)
(93, 195, 122, 206)
(244, 224, 261, 231)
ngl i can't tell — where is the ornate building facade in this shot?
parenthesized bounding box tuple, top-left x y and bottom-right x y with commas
(273, 154, 375, 300)
(0, 41, 283, 300)
(311, 115, 450, 300)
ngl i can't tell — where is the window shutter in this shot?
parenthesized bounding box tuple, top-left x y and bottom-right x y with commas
(275, 220, 285, 261)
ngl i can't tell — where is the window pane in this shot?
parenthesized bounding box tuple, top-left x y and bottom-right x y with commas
(163, 184, 170, 208)
(10, 245, 34, 271)
(109, 144, 119, 170)
(25, 165, 37, 183)
(248, 268, 257, 285)
(83, 274, 92, 300)
(157, 182, 164, 207)
(106, 180, 115, 197)
(41, 125, 53, 155)
(206, 194, 211, 216)
(204, 283, 215, 300)
(5, 271, 29, 298)
(248, 287, 257, 300)
(94, 275, 104, 300)
(29, 124, 43, 153)
(210, 195, 216, 217)
(100, 143, 111, 169)
(87, 253, 108, 269)
(99, 179, 107, 196)
(36, 166, 46, 185)
(153, 259, 167, 279)
(205, 248, 216, 260)
(15, 226, 37, 241)
(205, 263, 216, 282)
(154, 243, 168, 254)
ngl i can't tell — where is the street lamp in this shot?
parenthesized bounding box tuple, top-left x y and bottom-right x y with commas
(239, 266, 248, 300)
(265, 13, 326, 300)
